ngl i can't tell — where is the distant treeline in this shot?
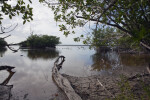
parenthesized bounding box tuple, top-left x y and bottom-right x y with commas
(20, 34, 60, 48)
(0, 38, 7, 48)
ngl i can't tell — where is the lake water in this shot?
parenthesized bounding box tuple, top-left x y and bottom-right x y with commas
(0, 46, 150, 100)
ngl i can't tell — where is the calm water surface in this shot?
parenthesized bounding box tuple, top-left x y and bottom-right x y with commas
(0, 46, 149, 100)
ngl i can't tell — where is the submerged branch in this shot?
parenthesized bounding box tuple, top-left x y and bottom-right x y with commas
(0, 65, 15, 85)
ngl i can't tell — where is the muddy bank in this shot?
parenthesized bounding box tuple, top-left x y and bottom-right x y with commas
(0, 85, 13, 100)
(0, 66, 15, 100)
(52, 56, 150, 100)
(62, 73, 150, 100)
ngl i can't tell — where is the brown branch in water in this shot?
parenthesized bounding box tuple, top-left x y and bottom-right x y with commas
(0, 65, 15, 85)
(1, 70, 15, 85)
(6, 45, 20, 53)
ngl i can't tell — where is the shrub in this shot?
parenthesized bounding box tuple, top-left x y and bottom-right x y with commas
(0, 39, 7, 48)
(20, 34, 60, 48)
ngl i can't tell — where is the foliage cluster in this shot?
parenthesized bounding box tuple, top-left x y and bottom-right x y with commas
(0, 38, 7, 48)
(88, 27, 140, 49)
(45, 0, 150, 49)
(0, 0, 33, 24)
(20, 34, 60, 48)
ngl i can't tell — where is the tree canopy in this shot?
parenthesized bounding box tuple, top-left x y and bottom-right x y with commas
(0, 0, 33, 49)
(0, 0, 150, 50)
(0, 0, 33, 25)
(44, 0, 150, 50)
(0, 38, 7, 48)
(20, 34, 60, 48)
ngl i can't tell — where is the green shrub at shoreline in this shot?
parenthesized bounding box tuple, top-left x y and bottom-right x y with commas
(0, 39, 7, 48)
(20, 34, 60, 48)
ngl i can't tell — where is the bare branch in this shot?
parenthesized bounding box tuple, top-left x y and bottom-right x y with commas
(76, 15, 131, 36)
(0, 34, 11, 39)
(0, 23, 18, 34)
(98, 0, 118, 19)
(6, 45, 20, 53)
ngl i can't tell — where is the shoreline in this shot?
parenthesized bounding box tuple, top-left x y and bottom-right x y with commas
(62, 72, 150, 100)
(52, 56, 150, 100)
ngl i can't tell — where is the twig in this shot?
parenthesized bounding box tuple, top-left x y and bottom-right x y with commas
(97, 79, 115, 98)
(0, 34, 11, 39)
(0, 24, 18, 34)
(6, 45, 20, 53)
(128, 73, 150, 81)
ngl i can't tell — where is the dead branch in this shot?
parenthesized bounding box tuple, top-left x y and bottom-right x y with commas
(0, 65, 15, 85)
(0, 65, 14, 100)
(0, 24, 18, 34)
(0, 70, 15, 85)
(97, 79, 115, 98)
(0, 65, 15, 71)
(128, 73, 150, 81)
(54, 56, 65, 70)
(6, 45, 20, 53)
(52, 56, 82, 100)
(0, 34, 11, 39)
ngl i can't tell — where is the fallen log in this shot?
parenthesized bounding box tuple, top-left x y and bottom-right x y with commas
(52, 56, 82, 100)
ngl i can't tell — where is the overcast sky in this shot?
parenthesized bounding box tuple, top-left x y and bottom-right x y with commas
(1, 0, 93, 44)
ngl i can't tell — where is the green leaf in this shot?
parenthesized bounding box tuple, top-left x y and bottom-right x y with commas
(27, 4, 30, 8)
(28, 0, 32, 3)
(23, 20, 26, 24)
(80, 35, 84, 37)
(0, 17, 3, 20)
(9, 15, 12, 19)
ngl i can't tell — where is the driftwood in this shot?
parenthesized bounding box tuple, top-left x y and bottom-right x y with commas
(52, 56, 82, 100)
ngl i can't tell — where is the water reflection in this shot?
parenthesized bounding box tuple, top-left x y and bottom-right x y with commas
(91, 51, 150, 71)
(120, 54, 150, 67)
(0, 48, 7, 57)
(0, 46, 149, 99)
(21, 49, 59, 60)
(91, 51, 121, 71)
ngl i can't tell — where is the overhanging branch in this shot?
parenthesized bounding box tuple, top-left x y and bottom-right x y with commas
(0, 24, 18, 34)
